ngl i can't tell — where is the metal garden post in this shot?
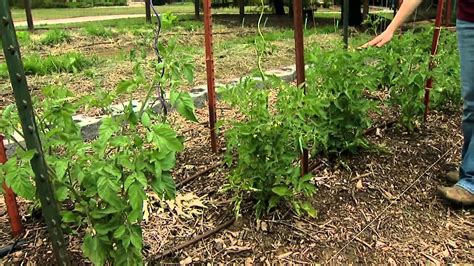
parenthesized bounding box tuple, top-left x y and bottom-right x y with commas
(293, 0, 308, 174)
(0, 1, 70, 264)
(424, 0, 444, 121)
(203, 0, 218, 153)
(1, 135, 24, 237)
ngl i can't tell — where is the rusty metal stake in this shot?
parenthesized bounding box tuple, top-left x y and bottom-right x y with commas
(424, 0, 444, 121)
(445, 0, 452, 26)
(293, 0, 308, 175)
(203, 0, 218, 153)
(0, 135, 24, 237)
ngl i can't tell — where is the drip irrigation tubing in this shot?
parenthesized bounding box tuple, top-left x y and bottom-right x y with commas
(148, 217, 235, 261)
(326, 139, 461, 263)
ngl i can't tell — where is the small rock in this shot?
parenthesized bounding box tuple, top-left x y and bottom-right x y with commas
(244, 257, 254, 265)
(13, 251, 23, 258)
(35, 238, 43, 248)
(356, 179, 363, 190)
(214, 240, 224, 251)
(260, 221, 268, 232)
(375, 241, 387, 249)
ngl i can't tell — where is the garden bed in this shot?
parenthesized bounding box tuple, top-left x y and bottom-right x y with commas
(1, 102, 473, 264)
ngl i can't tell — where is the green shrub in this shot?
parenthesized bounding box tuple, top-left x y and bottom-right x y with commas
(40, 29, 71, 45)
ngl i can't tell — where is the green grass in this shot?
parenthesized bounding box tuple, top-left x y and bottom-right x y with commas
(40, 29, 71, 45)
(0, 52, 97, 77)
(10, 4, 195, 22)
(83, 24, 114, 37)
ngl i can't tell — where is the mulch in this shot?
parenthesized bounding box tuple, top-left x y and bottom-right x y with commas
(1, 101, 473, 264)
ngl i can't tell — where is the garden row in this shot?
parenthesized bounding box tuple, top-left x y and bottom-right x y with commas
(0, 23, 461, 265)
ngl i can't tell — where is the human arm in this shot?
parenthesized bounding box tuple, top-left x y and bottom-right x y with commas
(362, 0, 423, 47)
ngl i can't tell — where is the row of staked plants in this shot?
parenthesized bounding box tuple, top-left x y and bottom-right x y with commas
(0, 37, 196, 264)
(221, 27, 461, 218)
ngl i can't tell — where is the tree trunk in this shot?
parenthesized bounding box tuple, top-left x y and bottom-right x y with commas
(238, 0, 245, 20)
(145, 0, 151, 23)
(362, 0, 369, 21)
(24, 0, 34, 31)
(274, 0, 285, 15)
(341, 0, 362, 26)
(289, 0, 293, 18)
(195, 0, 200, 19)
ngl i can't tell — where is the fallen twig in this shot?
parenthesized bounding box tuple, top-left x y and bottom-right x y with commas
(354, 237, 373, 250)
(149, 218, 235, 261)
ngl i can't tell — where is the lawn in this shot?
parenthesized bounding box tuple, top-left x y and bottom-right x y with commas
(10, 3, 195, 22)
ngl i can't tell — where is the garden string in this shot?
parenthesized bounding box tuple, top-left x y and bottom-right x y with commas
(326, 139, 462, 263)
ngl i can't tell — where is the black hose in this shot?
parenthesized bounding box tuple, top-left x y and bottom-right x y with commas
(0, 240, 27, 258)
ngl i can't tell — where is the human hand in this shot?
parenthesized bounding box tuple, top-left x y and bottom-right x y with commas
(360, 29, 395, 48)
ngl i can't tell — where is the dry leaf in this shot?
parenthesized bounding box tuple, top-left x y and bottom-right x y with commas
(356, 179, 363, 190)
(179, 257, 193, 265)
(142, 200, 150, 223)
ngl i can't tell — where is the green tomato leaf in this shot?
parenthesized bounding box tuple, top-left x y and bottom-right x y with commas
(130, 225, 142, 250)
(83, 233, 108, 266)
(183, 65, 194, 84)
(5, 161, 35, 200)
(53, 159, 69, 181)
(141, 112, 152, 128)
(169, 91, 198, 122)
(97, 176, 124, 209)
(113, 225, 127, 239)
(271, 186, 291, 197)
(150, 171, 176, 200)
(152, 124, 184, 152)
(127, 182, 146, 223)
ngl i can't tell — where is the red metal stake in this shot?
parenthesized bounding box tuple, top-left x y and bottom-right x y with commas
(0, 135, 24, 237)
(203, 0, 218, 153)
(293, 0, 309, 175)
(424, 0, 444, 121)
(445, 0, 452, 26)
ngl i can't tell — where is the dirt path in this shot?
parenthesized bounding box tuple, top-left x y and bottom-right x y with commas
(14, 14, 146, 27)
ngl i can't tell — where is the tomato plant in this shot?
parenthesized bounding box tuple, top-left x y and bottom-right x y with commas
(0, 36, 196, 265)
